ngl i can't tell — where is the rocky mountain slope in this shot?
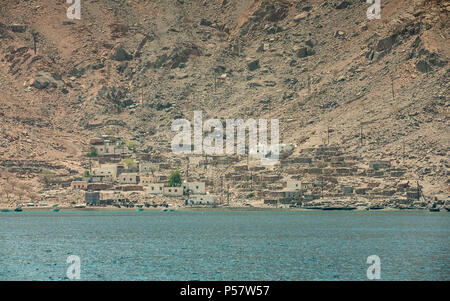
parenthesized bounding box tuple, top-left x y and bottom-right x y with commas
(0, 0, 448, 201)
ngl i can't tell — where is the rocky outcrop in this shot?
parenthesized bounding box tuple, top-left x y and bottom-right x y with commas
(110, 45, 132, 61)
(31, 72, 64, 89)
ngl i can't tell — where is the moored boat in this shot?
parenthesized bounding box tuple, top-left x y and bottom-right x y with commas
(51, 208, 60, 212)
(14, 207, 23, 212)
(368, 205, 384, 210)
(322, 207, 357, 211)
(429, 208, 440, 212)
(1, 209, 11, 213)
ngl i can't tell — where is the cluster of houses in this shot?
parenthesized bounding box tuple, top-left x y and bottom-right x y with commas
(70, 137, 216, 206)
(69, 136, 423, 208)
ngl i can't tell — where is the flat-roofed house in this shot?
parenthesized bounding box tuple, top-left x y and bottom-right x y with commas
(286, 180, 302, 191)
(188, 195, 215, 205)
(283, 190, 301, 199)
(148, 183, 164, 194)
(91, 174, 114, 183)
(118, 173, 139, 185)
(71, 181, 88, 190)
(183, 182, 206, 195)
(163, 186, 183, 196)
(301, 182, 314, 190)
(93, 143, 129, 156)
(140, 176, 153, 185)
(92, 164, 119, 180)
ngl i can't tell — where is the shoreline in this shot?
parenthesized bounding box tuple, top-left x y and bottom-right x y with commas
(0, 206, 443, 212)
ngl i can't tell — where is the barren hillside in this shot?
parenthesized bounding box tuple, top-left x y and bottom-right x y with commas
(0, 0, 448, 201)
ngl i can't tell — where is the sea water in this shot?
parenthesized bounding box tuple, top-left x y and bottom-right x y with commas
(0, 210, 448, 280)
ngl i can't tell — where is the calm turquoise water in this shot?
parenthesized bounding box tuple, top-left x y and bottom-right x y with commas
(0, 210, 448, 280)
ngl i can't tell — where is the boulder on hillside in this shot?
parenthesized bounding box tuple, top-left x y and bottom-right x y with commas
(110, 45, 132, 61)
(31, 72, 63, 89)
(335, 1, 351, 9)
(296, 46, 315, 58)
(293, 12, 308, 22)
(376, 34, 398, 52)
(8, 24, 26, 33)
(247, 59, 260, 71)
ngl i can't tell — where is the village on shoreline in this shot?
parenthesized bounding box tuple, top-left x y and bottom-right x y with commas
(2, 134, 448, 213)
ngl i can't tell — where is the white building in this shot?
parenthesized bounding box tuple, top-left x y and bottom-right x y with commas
(147, 183, 164, 194)
(93, 143, 129, 156)
(286, 180, 302, 191)
(92, 164, 119, 180)
(163, 186, 183, 196)
(188, 195, 215, 205)
(183, 182, 206, 195)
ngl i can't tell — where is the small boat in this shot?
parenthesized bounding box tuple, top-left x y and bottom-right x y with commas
(162, 208, 169, 212)
(429, 208, 440, 212)
(368, 205, 384, 210)
(322, 207, 357, 211)
(1, 209, 11, 213)
(14, 207, 23, 212)
(137, 208, 144, 212)
(74, 205, 85, 209)
(51, 208, 60, 212)
(302, 206, 323, 210)
(445, 207, 450, 212)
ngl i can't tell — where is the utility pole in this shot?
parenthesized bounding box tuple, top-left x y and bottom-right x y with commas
(237, 38, 241, 56)
(391, 75, 395, 101)
(321, 176, 324, 199)
(327, 125, 330, 145)
(220, 176, 223, 204)
(417, 181, 420, 201)
(31, 31, 38, 55)
(360, 123, 363, 147)
(402, 141, 406, 164)
(227, 184, 230, 206)
(307, 75, 311, 97)
(213, 70, 217, 93)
